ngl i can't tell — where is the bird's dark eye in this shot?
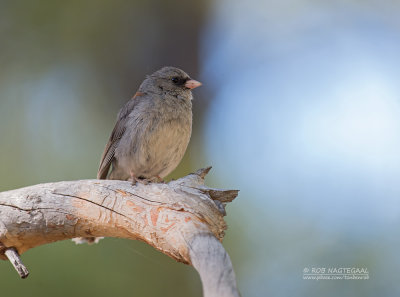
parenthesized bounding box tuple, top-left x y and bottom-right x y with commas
(171, 77, 185, 85)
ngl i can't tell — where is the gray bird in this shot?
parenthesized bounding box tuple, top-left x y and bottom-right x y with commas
(97, 66, 202, 184)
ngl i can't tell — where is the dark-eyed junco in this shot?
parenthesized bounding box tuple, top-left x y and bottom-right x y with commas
(97, 66, 202, 184)
(73, 67, 201, 244)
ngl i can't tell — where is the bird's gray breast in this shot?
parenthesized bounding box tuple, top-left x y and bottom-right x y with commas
(116, 94, 192, 178)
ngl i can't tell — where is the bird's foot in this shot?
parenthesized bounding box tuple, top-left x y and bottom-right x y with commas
(129, 176, 149, 186)
(156, 175, 165, 183)
(129, 171, 140, 185)
(138, 176, 163, 185)
(129, 172, 164, 185)
(136, 178, 150, 185)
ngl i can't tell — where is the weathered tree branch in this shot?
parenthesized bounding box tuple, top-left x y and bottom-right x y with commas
(0, 167, 240, 297)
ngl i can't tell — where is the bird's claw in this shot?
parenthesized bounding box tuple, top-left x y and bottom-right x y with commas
(129, 173, 164, 186)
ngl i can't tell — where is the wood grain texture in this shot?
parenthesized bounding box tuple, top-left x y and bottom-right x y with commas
(0, 168, 240, 297)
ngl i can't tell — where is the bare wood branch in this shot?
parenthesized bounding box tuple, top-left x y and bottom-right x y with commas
(0, 243, 29, 278)
(0, 168, 240, 297)
(189, 234, 241, 297)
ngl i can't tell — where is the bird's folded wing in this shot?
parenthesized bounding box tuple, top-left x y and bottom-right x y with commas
(97, 94, 144, 179)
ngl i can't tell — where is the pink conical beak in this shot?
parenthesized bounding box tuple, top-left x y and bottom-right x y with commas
(185, 79, 202, 89)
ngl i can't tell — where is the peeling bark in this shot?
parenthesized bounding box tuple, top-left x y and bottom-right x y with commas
(0, 168, 240, 297)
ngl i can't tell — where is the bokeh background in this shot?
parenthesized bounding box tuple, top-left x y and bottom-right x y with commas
(1, 0, 400, 296)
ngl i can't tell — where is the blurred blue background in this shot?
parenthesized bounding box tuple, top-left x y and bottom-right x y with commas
(1, 0, 399, 296)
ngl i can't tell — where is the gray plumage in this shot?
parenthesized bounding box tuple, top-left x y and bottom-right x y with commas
(97, 66, 201, 182)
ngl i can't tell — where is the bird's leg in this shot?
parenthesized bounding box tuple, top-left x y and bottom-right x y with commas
(129, 171, 139, 186)
(156, 175, 165, 183)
